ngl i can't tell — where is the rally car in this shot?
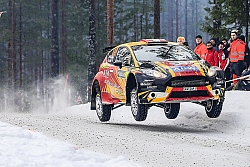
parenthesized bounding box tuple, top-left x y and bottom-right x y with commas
(90, 39, 225, 122)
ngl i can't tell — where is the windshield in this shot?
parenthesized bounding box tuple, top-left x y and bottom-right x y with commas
(131, 45, 201, 62)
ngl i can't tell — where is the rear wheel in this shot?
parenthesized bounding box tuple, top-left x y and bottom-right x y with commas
(130, 88, 148, 121)
(95, 93, 112, 122)
(205, 99, 223, 118)
(164, 103, 180, 119)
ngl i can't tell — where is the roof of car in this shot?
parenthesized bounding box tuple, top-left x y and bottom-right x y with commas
(119, 40, 179, 47)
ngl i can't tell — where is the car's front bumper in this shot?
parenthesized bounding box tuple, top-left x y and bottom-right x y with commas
(138, 85, 224, 104)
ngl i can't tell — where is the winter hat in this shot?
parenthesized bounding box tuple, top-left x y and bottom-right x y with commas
(195, 35, 202, 39)
(210, 37, 217, 43)
(177, 36, 185, 42)
(217, 41, 224, 46)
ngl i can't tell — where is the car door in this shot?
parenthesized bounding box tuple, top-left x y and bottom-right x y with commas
(108, 46, 133, 102)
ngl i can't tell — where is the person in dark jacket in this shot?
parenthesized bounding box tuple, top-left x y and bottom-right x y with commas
(232, 67, 250, 91)
(218, 41, 230, 88)
(210, 37, 219, 51)
(221, 38, 230, 50)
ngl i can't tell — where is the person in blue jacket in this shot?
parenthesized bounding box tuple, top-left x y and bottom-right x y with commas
(241, 67, 250, 90)
(232, 67, 250, 91)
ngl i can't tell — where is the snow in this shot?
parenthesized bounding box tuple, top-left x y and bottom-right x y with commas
(1, 91, 250, 167)
(0, 118, 140, 166)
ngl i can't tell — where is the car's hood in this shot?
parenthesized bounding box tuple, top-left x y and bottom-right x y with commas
(154, 60, 208, 77)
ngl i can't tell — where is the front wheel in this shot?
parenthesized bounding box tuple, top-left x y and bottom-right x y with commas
(95, 93, 112, 122)
(164, 103, 180, 119)
(205, 99, 223, 118)
(130, 88, 148, 121)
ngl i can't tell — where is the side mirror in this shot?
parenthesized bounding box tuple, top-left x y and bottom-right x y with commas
(114, 61, 122, 68)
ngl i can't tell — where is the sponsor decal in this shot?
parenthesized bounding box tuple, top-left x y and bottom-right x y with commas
(118, 70, 127, 78)
(147, 86, 157, 89)
(101, 63, 110, 68)
(115, 89, 123, 94)
(172, 66, 199, 72)
(140, 82, 153, 86)
(144, 79, 154, 82)
(104, 80, 121, 89)
(117, 70, 125, 78)
(103, 70, 110, 78)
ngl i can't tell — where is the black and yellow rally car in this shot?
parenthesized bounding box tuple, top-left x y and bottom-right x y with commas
(91, 39, 225, 122)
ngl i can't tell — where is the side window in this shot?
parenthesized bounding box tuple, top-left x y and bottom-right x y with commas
(115, 47, 132, 66)
(107, 51, 114, 64)
(107, 47, 118, 64)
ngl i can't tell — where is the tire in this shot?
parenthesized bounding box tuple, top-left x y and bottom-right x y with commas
(164, 103, 180, 119)
(205, 99, 223, 118)
(130, 88, 148, 121)
(95, 93, 112, 122)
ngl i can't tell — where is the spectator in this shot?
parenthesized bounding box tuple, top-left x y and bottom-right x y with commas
(177, 36, 189, 46)
(231, 67, 250, 91)
(241, 67, 250, 90)
(205, 41, 219, 66)
(238, 35, 250, 69)
(177, 36, 185, 45)
(221, 38, 230, 50)
(210, 37, 219, 51)
(229, 30, 246, 85)
(217, 41, 230, 88)
(218, 42, 230, 70)
(194, 35, 207, 60)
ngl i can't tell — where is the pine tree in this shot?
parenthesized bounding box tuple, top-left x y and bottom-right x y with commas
(202, 0, 249, 40)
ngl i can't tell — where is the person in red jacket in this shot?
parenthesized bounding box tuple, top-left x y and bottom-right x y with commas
(229, 30, 246, 84)
(218, 42, 230, 70)
(205, 41, 219, 66)
(194, 35, 207, 60)
(218, 41, 230, 88)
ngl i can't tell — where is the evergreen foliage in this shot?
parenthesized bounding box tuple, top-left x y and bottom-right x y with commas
(202, 0, 249, 40)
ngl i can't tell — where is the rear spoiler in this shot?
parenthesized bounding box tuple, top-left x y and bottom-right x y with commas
(103, 46, 116, 53)
(140, 39, 168, 46)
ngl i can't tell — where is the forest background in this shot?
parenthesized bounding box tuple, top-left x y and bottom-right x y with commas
(0, 0, 249, 112)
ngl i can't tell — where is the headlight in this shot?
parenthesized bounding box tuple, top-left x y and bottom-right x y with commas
(207, 68, 217, 77)
(141, 69, 166, 78)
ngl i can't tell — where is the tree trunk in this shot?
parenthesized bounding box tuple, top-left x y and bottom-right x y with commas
(19, 0, 22, 90)
(195, 0, 198, 35)
(7, 0, 13, 90)
(246, 0, 249, 45)
(61, 0, 66, 75)
(19, 0, 23, 111)
(145, 11, 148, 38)
(133, 0, 137, 41)
(185, 0, 188, 40)
(170, 1, 174, 41)
(154, 0, 160, 38)
(51, 0, 59, 78)
(175, 0, 179, 40)
(107, 0, 114, 46)
(12, 0, 17, 90)
(88, 0, 97, 101)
